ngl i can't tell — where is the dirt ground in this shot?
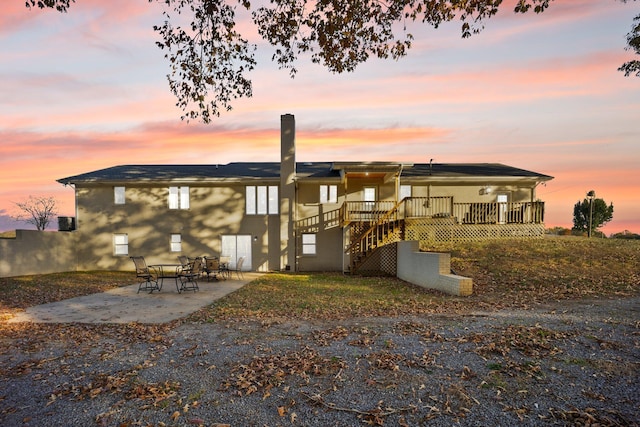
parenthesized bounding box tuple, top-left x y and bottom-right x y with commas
(1, 296, 638, 426)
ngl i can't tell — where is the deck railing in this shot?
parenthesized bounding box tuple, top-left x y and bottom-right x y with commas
(402, 196, 454, 218)
(343, 198, 545, 225)
(341, 198, 545, 273)
(452, 201, 545, 224)
(342, 201, 397, 223)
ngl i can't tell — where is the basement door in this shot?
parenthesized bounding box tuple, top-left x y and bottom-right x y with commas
(221, 235, 252, 271)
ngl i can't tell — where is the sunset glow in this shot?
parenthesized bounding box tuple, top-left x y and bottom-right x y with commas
(1, 0, 638, 235)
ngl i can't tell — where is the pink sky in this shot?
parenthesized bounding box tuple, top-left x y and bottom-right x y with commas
(1, 0, 638, 235)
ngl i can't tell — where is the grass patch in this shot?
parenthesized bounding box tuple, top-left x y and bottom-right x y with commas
(442, 237, 640, 307)
(1, 237, 639, 322)
(192, 237, 640, 321)
(192, 273, 456, 321)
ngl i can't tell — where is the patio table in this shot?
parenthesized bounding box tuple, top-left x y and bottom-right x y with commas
(148, 264, 183, 293)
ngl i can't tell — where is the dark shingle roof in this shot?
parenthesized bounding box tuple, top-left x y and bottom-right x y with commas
(57, 162, 552, 185)
(402, 163, 553, 179)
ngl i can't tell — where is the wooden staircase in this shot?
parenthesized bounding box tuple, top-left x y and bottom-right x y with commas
(346, 201, 405, 273)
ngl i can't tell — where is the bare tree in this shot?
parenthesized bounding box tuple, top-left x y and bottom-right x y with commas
(13, 196, 58, 231)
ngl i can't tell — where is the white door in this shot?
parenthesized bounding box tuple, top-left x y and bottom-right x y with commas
(363, 186, 377, 220)
(497, 194, 508, 224)
(221, 235, 252, 270)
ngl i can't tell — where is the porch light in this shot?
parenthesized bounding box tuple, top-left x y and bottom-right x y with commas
(479, 186, 491, 195)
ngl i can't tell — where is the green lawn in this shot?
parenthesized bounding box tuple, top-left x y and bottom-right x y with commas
(1, 237, 639, 323)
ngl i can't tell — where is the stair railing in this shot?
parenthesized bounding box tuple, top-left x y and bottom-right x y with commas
(346, 200, 405, 272)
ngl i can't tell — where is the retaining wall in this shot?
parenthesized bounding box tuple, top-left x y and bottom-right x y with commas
(0, 230, 78, 278)
(396, 241, 473, 296)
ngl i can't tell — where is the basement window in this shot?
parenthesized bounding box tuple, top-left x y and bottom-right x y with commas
(170, 234, 182, 252)
(113, 234, 128, 256)
(302, 233, 316, 255)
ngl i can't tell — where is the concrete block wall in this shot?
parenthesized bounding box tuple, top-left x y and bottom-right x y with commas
(396, 240, 473, 296)
(0, 230, 78, 278)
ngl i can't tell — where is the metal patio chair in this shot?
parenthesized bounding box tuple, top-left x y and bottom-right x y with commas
(203, 256, 220, 281)
(177, 256, 203, 293)
(229, 256, 245, 280)
(218, 256, 231, 280)
(130, 256, 160, 293)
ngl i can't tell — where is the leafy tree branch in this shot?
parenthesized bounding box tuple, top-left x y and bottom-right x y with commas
(26, 0, 638, 123)
(619, 13, 640, 76)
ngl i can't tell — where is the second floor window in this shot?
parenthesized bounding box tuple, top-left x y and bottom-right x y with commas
(246, 185, 278, 215)
(169, 186, 189, 209)
(114, 186, 125, 204)
(319, 184, 338, 204)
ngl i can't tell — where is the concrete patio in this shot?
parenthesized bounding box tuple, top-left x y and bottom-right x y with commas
(7, 273, 259, 324)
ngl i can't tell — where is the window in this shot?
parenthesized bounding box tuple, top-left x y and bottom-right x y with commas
(114, 186, 125, 205)
(113, 234, 128, 255)
(320, 184, 338, 204)
(302, 233, 316, 255)
(246, 185, 278, 215)
(169, 186, 189, 209)
(257, 186, 267, 214)
(400, 185, 412, 200)
(170, 234, 182, 252)
(268, 186, 279, 214)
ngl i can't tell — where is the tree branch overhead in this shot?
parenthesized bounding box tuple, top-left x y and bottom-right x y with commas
(26, 0, 638, 123)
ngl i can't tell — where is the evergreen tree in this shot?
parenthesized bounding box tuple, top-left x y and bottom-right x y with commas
(572, 196, 614, 237)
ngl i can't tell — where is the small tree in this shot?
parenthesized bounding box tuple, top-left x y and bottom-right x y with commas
(13, 196, 58, 231)
(572, 195, 614, 237)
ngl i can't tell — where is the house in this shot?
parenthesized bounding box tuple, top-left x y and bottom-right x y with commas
(57, 114, 553, 274)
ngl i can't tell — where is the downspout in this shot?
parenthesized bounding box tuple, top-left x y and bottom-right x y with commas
(294, 178, 299, 272)
(396, 164, 404, 203)
(397, 164, 404, 222)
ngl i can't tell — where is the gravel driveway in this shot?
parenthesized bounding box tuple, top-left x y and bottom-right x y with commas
(1, 297, 638, 426)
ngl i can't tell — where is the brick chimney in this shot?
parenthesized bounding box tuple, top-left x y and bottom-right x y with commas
(280, 114, 296, 271)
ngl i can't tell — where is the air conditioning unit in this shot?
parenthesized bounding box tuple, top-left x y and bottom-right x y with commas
(58, 216, 76, 232)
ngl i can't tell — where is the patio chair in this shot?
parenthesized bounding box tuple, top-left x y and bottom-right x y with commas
(203, 256, 220, 281)
(218, 256, 231, 280)
(178, 255, 196, 278)
(177, 256, 203, 293)
(177, 255, 191, 270)
(130, 256, 159, 293)
(229, 256, 245, 280)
